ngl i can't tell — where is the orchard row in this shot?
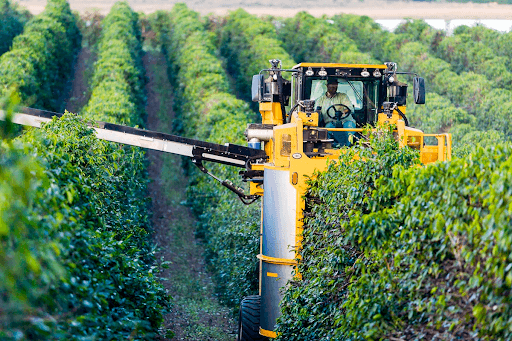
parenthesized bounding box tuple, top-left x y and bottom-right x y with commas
(2, 1, 512, 340)
(0, 2, 167, 339)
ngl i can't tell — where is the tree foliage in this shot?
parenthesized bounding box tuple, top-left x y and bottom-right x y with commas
(1, 2, 169, 338)
(0, 0, 31, 56)
(273, 11, 377, 64)
(396, 19, 512, 94)
(215, 9, 296, 103)
(331, 14, 510, 152)
(0, 111, 169, 340)
(84, 1, 145, 126)
(0, 0, 80, 112)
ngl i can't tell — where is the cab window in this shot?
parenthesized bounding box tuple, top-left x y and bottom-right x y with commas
(302, 76, 381, 126)
(308, 79, 363, 110)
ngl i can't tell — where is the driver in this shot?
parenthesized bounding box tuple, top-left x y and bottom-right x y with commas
(315, 78, 356, 147)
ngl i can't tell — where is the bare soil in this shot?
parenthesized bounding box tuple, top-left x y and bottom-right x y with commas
(15, 0, 512, 19)
(62, 47, 93, 114)
(143, 50, 237, 341)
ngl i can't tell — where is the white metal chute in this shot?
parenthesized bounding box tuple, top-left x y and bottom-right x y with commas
(0, 107, 267, 169)
(0, 110, 196, 158)
(0, 110, 52, 128)
(92, 128, 194, 158)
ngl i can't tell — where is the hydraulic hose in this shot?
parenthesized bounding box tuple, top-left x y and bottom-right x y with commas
(277, 73, 287, 124)
(286, 103, 300, 123)
(395, 107, 410, 127)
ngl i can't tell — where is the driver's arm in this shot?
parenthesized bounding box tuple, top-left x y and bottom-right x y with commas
(338, 93, 354, 113)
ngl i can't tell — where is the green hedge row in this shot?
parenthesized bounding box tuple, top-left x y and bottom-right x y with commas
(0, 113, 168, 339)
(1, 2, 170, 338)
(275, 126, 420, 340)
(394, 41, 510, 140)
(274, 12, 376, 64)
(470, 27, 512, 70)
(215, 9, 296, 103)
(396, 20, 512, 92)
(0, 0, 80, 112)
(84, 1, 145, 126)
(77, 2, 170, 337)
(148, 4, 260, 308)
(0, 0, 31, 56)
(393, 22, 512, 148)
(276, 126, 512, 340)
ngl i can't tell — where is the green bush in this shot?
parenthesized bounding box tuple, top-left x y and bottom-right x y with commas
(0, 0, 80, 111)
(1, 2, 169, 338)
(276, 125, 419, 340)
(394, 21, 512, 139)
(273, 11, 376, 64)
(72, 2, 170, 337)
(84, 1, 145, 126)
(396, 41, 512, 140)
(271, 13, 485, 153)
(473, 27, 512, 70)
(332, 14, 399, 62)
(216, 9, 296, 103)
(149, 5, 262, 308)
(396, 20, 512, 91)
(0, 0, 31, 56)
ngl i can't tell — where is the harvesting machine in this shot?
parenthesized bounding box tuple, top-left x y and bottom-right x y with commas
(1, 60, 451, 340)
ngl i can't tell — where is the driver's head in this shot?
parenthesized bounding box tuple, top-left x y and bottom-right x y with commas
(326, 78, 338, 95)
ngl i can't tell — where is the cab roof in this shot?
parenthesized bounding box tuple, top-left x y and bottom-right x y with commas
(293, 62, 388, 69)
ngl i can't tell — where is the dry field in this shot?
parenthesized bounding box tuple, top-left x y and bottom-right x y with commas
(14, 0, 512, 19)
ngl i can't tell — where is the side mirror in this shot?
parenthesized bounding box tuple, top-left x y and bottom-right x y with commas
(251, 74, 264, 102)
(413, 77, 426, 104)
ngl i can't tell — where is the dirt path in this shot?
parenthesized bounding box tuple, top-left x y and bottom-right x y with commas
(62, 47, 94, 114)
(143, 49, 237, 341)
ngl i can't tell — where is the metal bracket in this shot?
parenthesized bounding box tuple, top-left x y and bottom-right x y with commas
(192, 158, 260, 205)
(383, 102, 397, 119)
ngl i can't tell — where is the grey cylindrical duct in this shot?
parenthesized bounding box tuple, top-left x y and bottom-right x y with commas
(246, 128, 274, 142)
(260, 169, 296, 332)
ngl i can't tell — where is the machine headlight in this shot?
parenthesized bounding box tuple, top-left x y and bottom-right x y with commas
(305, 67, 314, 76)
(318, 67, 328, 77)
(373, 69, 382, 77)
(361, 68, 370, 77)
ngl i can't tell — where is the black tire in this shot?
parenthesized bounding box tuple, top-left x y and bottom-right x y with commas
(238, 295, 267, 341)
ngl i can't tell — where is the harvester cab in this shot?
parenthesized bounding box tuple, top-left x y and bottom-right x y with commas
(247, 60, 450, 164)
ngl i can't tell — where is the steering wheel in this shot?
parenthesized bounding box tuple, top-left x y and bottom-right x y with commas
(326, 103, 351, 121)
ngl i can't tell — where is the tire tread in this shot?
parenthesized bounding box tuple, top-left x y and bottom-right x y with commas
(238, 295, 268, 341)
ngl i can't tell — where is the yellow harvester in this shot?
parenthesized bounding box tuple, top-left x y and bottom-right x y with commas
(238, 60, 451, 340)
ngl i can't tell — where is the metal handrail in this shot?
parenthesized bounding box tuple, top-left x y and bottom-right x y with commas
(422, 133, 452, 161)
(324, 128, 365, 132)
